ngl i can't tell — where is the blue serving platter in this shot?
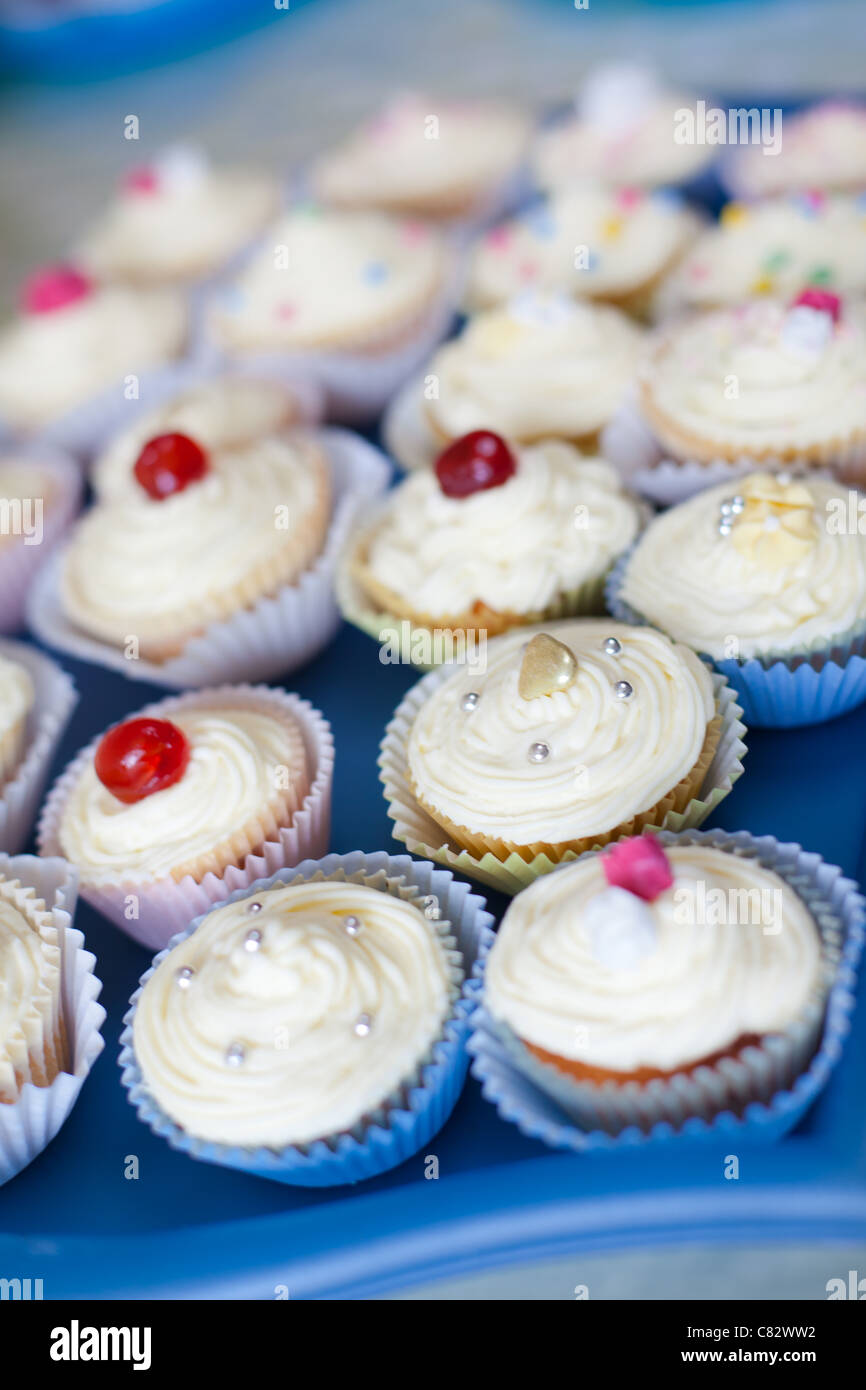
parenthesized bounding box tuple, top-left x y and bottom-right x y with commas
(0, 623, 865, 1299)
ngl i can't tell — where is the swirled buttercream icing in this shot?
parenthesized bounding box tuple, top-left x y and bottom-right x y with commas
(425, 295, 645, 442)
(0, 287, 188, 432)
(534, 93, 713, 190)
(57, 700, 309, 885)
(0, 653, 34, 785)
(468, 187, 698, 310)
(360, 444, 642, 619)
(640, 299, 866, 461)
(620, 472, 866, 660)
(78, 152, 280, 284)
(729, 102, 866, 198)
(311, 94, 530, 216)
(0, 877, 64, 1102)
(485, 844, 822, 1074)
(406, 620, 715, 844)
(92, 377, 303, 500)
(133, 879, 460, 1146)
(209, 208, 448, 353)
(60, 433, 330, 658)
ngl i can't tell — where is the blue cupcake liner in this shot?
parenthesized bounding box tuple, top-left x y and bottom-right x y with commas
(119, 851, 495, 1188)
(606, 547, 866, 729)
(469, 828, 865, 1152)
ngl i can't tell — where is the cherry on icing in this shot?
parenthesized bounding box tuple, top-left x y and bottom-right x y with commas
(602, 833, 673, 903)
(20, 265, 92, 316)
(94, 717, 190, 804)
(434, 431, 516, 498)
(792, 287, 841, 322)
(133, 433, 209, 500)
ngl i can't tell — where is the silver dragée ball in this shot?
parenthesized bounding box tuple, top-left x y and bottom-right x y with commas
(528, 741, 550, 763)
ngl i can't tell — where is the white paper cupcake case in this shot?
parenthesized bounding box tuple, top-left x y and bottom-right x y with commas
(118, 850, 496, 1187)
(0, 443, 83, 633)
(26, 427, 391, 689)
(379, 638, 748, 896)
(468, 828, 864, 1150)
(0, 852, 105, 1186)
(0, 638, 78, 855)
(37, 684, 334, 952)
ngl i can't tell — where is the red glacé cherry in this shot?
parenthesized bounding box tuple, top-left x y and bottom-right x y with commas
(133, 433, 209, 500)
(94, 717, 190, 804)
(434, 431, 516, 498)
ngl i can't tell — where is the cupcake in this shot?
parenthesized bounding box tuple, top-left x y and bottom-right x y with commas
(77, 146, 281, 286)
(56, 424, 330, 662)
(478, 831, 835, 1136)
(381, 618, 747, 893)
(467, 186, 700, 318)
(611, 470, 866, 727)
(90, 373, 320, 502)
(418, 294, 644, 454)
(726, 101, 866, 199)
(0, 265, 188, 439)
(38, 685, 333, 949)
(0, 651, 34, 787)
(119, 852, 494, 1185)
(0, 852, 104, 1186)
(638, 292, 866, 477)
(657, 195, 866, 317)
(310, 93, 530, 221)
(0, 448, 82, 632)
(341, 433, 645, 657)
(0, 639, 77, 856)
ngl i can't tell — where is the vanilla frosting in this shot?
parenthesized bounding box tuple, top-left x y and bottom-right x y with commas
(0, 287, 188, 432)
(0, 653, 34, 784)
(640, 299, 866, 460)
(468, 188, 698, 309)
(79, 155, 280, 284)
(730, 102, 866, 198)
(0, 877, 62, 1102)
(534, 98, 713, 190)
(425, 295, 645, 442)
(133, 879, 459, 1146)
(209, 208, 448, 353)
(92, 377, 302, 500)
(312, 94, 530, 215)
(486, 844, 822, 1073)
(58, 702, 308, 885)
(362, 444, 642, 618)
(659, 196, 866, 313)
(61, 433, 329, 656)
(621, 472, 866, 660)
(407, 620, 715, 844)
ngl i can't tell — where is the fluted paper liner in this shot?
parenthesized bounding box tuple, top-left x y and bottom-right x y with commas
(119, 850, 496, 1187)
(380, 650, 747, 895)
(0, 853, 105, 1186)
(27, 427, 391, 689)
(0, 443, 83, 634)
(0, 638, 78, 855)
(469, 828, 864, 1148)
(38, 685, 334, 952)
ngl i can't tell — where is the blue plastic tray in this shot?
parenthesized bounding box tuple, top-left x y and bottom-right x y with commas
(0, 625, 865, 1299)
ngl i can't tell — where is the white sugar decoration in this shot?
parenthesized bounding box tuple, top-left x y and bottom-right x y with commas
(780, 304, 833, 357)
(583, 886, 658, 971)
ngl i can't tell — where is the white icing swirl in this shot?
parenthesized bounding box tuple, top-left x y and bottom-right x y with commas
(426, 296, 645, 441)
(533, 93, 714, 190)
(0, 287, 188, 432)
(312, 94, 530, 214)
(362, 444, 642, 617)
(133, 879, 458, 1147)
(79, 164, 280, 284)
(730, 102, 866, 197)
(209, 209, 448, 352)
(0, 652, 34, 785)
(58, 702, 308, 885)
(485, 844, 822, 1073)
(468, 188, 698, 309)
(61, 433, 329, 657)
(407, 620, 715, 843)
(640, 299, 866, 460)
(621, 472, 866, 660)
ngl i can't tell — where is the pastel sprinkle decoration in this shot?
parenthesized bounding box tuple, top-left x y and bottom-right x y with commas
(602, 833, 674, 903)
(401, 220, 427, 246)
(615, 186, 642, 211)
(720, 201, 749, 228)
(807, 264, 834, 287)
(689, 261, 710, 281)
(762, 249, 790, 273)
(750, 274, 775, 295)
(20, 264, 92, 315)
(276, 303, 296, 320)
(124, 165, 159, 195)
(485, 225, 511, 252)
(362, 260, 388, 285)
(524, 207, 556, 241)
(518, 259, 539, 281)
